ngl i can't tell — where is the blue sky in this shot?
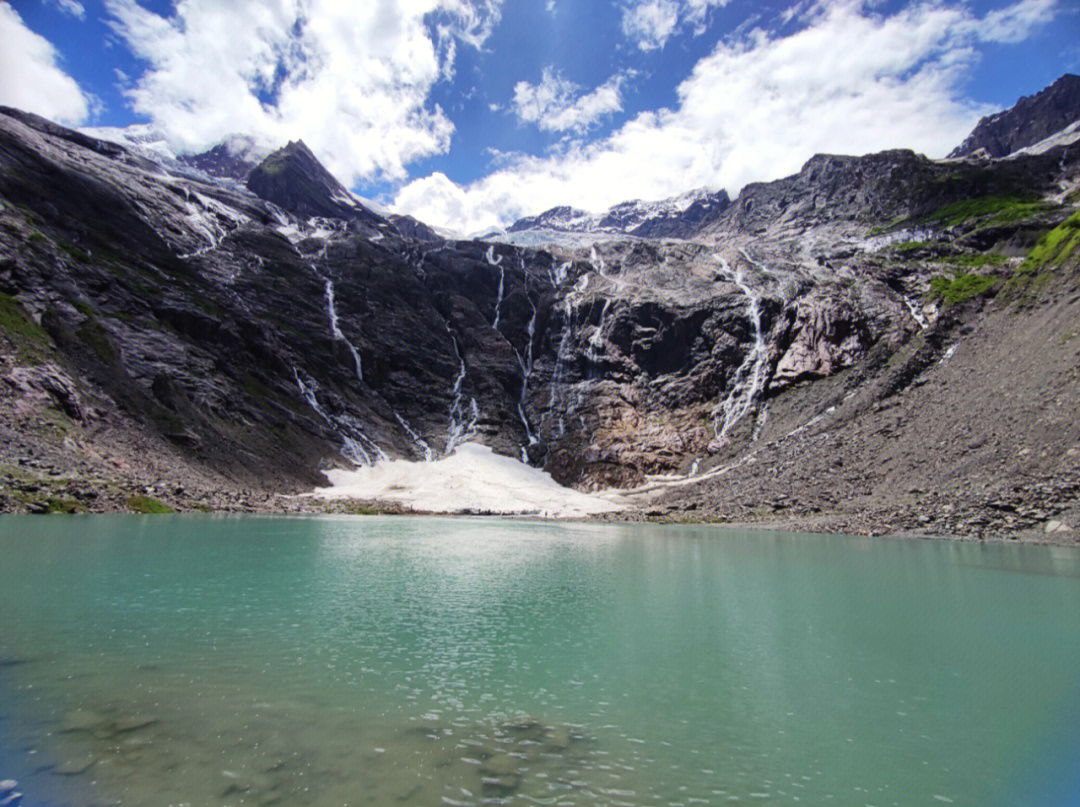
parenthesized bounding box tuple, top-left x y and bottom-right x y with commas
(2, 0, 1078, 231)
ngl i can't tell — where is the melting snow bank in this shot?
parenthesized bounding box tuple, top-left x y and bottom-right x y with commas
(312, 443, 623, 519)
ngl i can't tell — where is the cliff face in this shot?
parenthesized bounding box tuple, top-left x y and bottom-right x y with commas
(948, 74, 1080, 159)
(1, 80, 1079, 536)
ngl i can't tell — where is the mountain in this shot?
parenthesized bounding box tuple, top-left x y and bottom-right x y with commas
(506, 188, 731, 240)
(181, 134, 269, 181)
(245, 140, 382, 223)
(80, 125, 271, 181)
(948, 73, 1080, 159)
(1, 74, 1079, 540)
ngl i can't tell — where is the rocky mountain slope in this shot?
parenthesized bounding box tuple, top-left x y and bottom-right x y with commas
(948, 73, 1080, 159)
(1, 76, 1079, 541)
(505, 187, 731, 241)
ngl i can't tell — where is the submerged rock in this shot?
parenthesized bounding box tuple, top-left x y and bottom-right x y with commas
(59, 709, 105, 733)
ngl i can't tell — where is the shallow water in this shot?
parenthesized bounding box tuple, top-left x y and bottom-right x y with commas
(0, 516, 1077, 806)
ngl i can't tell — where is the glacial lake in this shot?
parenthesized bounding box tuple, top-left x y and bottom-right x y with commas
(0, 516, 1078, 807)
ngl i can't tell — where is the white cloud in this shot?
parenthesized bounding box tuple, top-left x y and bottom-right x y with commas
(621, 0, 730, 50)
(102, 0, 502, 186)
(974, 0, 1058, 43)
(512, 68, 629, 133)
(394, 0, 1061, 233)
(0, 3, 90, 124)
(47, 0, 87, 19)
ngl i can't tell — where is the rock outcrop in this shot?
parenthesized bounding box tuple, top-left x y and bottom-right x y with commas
(246, 140, 381, 223)
(948, 73, 1080, 159)
(506, 188, 731, 240)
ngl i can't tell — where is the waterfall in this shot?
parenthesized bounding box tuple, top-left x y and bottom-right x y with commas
(178, 191, 247, 259)
(713, 254, 770, 441)
(487, 246, 505, 331)
(444, 337, 479, 455)
(310, 235, 440, 464)
(590, 245, 605, 275)
(292, 367, 385, 466)
(323, 278, 364, 382)
(752, 403, 770, 442)
(394, 412, 433, 462)
(905, 296, 928, 330)
(547, 275, 589, 436)
(549, 259, 573, 287)
(514, 270, 540, 459)
(586, 298, 611, 365)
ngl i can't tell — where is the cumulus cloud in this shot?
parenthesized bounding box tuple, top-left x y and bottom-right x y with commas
(512, 68, 629, 133)
(102, 0, 502, 186)
(394, 0, 1061, 233)
(621, 0, 730, 50)
(0, 3, 90, 124)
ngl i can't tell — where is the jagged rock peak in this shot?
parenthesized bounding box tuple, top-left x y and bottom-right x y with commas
(949, 73, 1080, 160)
(506, 188, 731, 239)
(246, 140, 378, 221)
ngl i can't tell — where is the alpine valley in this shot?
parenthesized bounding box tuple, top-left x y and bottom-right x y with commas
(2, 75, 1079, 542)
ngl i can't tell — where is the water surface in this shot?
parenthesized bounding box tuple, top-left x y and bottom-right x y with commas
(0, 515, 1077, 806)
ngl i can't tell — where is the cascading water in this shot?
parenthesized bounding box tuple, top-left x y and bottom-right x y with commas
(444, 337, 479, 456)
(905, 296, 929, 330)
(393, 412, 433, 462)
(547, 275, 589, 436)
(292, 367, 384, 466)
(486, 246, 505, 330)
(713, 254, 770, 441)
(585, 298, 611, 365)
(178, 191, 248, 259)
(513, 267, 540, 460)
(307, 230, 430, 464)
(323, 278, 364, 382)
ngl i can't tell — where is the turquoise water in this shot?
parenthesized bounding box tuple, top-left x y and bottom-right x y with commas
(0, 516, 1078, 807)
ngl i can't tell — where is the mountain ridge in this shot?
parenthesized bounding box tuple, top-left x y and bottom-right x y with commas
(1, 76, 1078, 541)
(948, 73, 1080, 159)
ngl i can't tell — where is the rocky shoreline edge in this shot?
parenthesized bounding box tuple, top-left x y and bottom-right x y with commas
(1, 468, 1075, 547)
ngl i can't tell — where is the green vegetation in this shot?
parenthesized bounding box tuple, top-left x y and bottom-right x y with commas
(76, 315, 119, 364)
(56, 237, 92, 263)
(0, 291, 52, 364)
(867, 216, 910, 236)
(73, 300, 98, 317)
(43, 496, 85, 514)
(937, 253, 1009, 268)
(342, 504, 383, 515)
(889, 241, 933, 253)
(922, 195, 1050, 228)
(928, 272, 999, 305)
(126, 495, 175, 514)
(999, 212, 1080, 302)
(1018, 211, 1080, 272)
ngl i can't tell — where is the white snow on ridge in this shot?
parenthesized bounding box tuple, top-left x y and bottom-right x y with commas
(1006, 118, 1080, 158)
(313, 443, 622, 518)
(79, 123, 180, 164)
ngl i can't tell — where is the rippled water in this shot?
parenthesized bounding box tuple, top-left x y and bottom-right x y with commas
(0, 516, 1078, 806)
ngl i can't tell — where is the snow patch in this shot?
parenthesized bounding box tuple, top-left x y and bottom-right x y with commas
(314, 443, 623, 518)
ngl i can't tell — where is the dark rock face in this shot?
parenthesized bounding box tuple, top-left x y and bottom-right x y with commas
(1, 78, 1079, 525)
(697, 147, 1077, 240)
(949, 73, 1080, 159)
(179, 138, 261, 182)
(246, 140, 380, 223)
